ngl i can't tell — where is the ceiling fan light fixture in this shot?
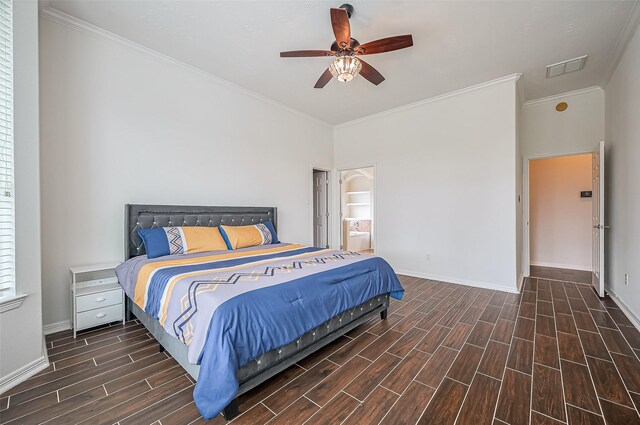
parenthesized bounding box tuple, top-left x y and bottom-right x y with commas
(329, 55, 362, 82)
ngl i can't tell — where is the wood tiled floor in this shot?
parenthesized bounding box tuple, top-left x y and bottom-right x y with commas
(3, 270, 640, 424)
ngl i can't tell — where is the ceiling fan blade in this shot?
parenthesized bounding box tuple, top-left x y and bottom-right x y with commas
(330, 8, 351, 48)
(314, 68, 333, 88)
(357, 35, 414, 55)
(358, 59, 385, 85)
(280, 50, 335, 57)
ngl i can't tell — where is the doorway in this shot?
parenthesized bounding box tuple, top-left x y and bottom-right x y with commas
(527, 153, 593, 282)
(339, 167, 374, 254)
(312, 169, 329, 248)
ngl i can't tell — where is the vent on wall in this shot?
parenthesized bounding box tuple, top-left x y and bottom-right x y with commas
(546, 55, 588, 78)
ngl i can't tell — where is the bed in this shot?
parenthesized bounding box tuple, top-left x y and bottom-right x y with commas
(117, 204, 404, 420)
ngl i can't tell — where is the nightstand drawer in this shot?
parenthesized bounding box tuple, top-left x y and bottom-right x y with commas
(76, 304, 123, 330)
(76, 289, 123, 313)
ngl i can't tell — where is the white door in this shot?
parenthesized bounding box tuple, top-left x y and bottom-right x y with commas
(313, 171, 329, 248)
(592, 141, 606, 297)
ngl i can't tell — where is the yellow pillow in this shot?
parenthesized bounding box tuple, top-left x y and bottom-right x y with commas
(219, 221, 279, 250)
(180, 227, 228, 253)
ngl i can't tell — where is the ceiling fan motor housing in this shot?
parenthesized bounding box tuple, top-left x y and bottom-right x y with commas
(339, 4, 354, 19)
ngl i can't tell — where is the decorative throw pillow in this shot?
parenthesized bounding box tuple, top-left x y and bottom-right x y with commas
(138, 226, 228, 259)
(219, 221, 280, 250)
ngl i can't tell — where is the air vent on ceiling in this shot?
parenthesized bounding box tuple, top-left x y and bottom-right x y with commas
(546, 55, 588, 78)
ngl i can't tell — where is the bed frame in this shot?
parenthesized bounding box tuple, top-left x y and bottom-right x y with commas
(123, 204, 389, 421)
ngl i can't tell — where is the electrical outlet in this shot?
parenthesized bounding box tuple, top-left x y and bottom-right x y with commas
(625, 273, 629, 286)
(426, 253, 431, 261)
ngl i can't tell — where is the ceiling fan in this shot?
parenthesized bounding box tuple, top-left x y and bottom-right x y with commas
(280, 4, 413, 88)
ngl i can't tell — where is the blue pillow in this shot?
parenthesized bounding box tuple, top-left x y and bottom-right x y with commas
(138, 227, 228, 259)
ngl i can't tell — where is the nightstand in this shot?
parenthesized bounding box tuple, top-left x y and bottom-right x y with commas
(71, 262, 124, 338)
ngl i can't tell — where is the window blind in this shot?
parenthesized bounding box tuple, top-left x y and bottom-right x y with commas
(0, 0, 13, 295)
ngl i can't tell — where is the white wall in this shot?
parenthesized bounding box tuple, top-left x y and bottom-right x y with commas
(521, 87, 604, 276)
(529, 155, 592, 271)
(334, 76, 520, 292)
(0, 0, 47, 389)
(604, 22, 640, 321)
(39, 17, 333, 326)
(521, 87, 605, 158)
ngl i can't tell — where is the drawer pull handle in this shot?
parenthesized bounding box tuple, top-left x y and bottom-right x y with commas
(95, 297, 106, 302)
(95, 312, 107, 318)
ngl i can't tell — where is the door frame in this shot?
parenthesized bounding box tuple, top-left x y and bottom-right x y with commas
(523, 149, 593, 278)
(310, 165, 332, 248)
(336, 163, 377, 252)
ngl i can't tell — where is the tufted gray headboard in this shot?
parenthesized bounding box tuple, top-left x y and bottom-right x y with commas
(125, 204, 277, 260)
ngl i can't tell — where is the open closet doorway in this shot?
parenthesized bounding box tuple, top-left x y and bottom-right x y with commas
(527, 153, 593, 283)
(339, 167, 374, 254)
(312, 169, 330, 248)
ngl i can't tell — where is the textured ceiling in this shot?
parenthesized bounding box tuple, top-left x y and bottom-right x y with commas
(43, 0, 639, 124)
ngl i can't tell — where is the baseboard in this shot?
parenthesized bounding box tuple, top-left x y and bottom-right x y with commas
(530, 261, 590, 272)
(43, 319, 71, 335)
(395, 269, 520, 294)
(0, 351, 49, 395)
(605, 288, 640, 332)
(518, 273, 525, 292)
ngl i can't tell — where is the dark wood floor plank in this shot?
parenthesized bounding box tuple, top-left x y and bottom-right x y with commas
(59, 352, 168, 400)
(513, 317, 535, 341)
(10, 386, 107, 425)
(579, 331, 612, 361)
(495, 369, 532, 425)
(574, 311, 599, 332)
(342, 386, 398, 425)
(535, 334, 560, 369)
(418, 378, 467, 425)
(155, 401, 202, 425)
(306, 354, 371, 406)
(231, 403, 275, 425)
(600, 399, 640, 425)
(415, 346, 459, 388)
(478, 341, 509, 380)
(42, 380, 152, 425)
(1, 358, 95, 397)
(500, 303, 519, 321)
(611, 352, 640, 393)
(560, 359, 601, 414)
(599, 327, 635, 356)
(343, 353, 400, 401)
(304, 392, 359, 425)
(507, 337, 534, 375)
(536, 315, 557, 338)
(381, 381, 435, 425)
(558, 331, 586, 364)
(119, 385, 194, 425)
(0, 392, 58, 424)
(608, 308, 634, 327)
(519, 302, 537, 319)
(9, 355, 131, 406)
(327, 332, 378, 365)
(467, 321, 494, 348)
(77, 375, 191, 425)
(380, 349, 431, 394)
(620, 325, 640, 350)
(394, 311, 427, 333)
(442, 322, 473, 350)
(446, 343, 484, 385)
(416, 325, 452, 354)
(567, 405, 605, 425)
(491, 319, 515, 344)
(590, 310, 618, 329)
(263, 359, 338, 413)
(266, 397, 318, 425)
(456, 373, 501, 425)
(553, 299, 572, 315)
(532, 364, 566, 421)
(388, 327, 427, 357)
(556, 313, 578, 335)
(586, 356, 634, 408)
(237, 365, 304, 413)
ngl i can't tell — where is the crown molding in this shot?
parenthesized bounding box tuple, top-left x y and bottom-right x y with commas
(602, 1, 640, 87)
(335, 73, 522, 129)
(521, 86, 603, 109)
(39, 7, 333, 129)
